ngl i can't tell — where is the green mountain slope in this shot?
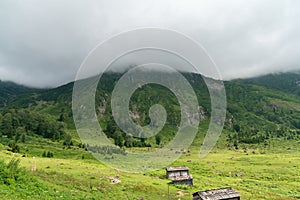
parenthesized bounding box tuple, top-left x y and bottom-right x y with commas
(0, 80, 39, 108)
(0, 71, 299, 200)
(235, 72, 300, 96)
(0, 72, 299, 148)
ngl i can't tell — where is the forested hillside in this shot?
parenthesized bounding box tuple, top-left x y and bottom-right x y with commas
(0, 72, 299, 150)
(235, 72, 300, 96)
(0, 81, 39, 108)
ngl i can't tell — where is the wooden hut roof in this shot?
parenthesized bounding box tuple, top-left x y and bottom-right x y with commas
(166, 166, 189, 172)
(193, 187, 240, 200)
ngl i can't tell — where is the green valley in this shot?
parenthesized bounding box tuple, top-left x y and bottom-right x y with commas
(0, 72, 299, 199)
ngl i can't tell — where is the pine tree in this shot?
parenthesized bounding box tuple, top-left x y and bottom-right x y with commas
(21, 133, 26, 143)
(1, 113, 14, 138)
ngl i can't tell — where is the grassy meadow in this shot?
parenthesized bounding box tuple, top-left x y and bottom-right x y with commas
(0, 132, 299, 200)
(0, 72, 300, 199)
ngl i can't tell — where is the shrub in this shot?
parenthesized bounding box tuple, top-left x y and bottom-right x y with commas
(63, 134, 73, 147)
(0, 158, 21, 186)
(8, 141, 20, 153)
(47, 151, 54, 158)
(42, 151, 54, 158)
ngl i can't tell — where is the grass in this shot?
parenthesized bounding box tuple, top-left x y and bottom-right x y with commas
(0, 133, 299, 200)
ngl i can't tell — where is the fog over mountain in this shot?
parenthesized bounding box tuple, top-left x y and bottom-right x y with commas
(0, 0, 300, 88)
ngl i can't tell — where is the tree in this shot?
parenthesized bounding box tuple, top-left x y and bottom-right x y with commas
(8, 141, 20, 153)
(264, 140, 269, 150)
(12, 115, 19, 130)
(113, 131, 124, 147)
(140, 132, 145, 144)
(15, 127, 25, 142)
(1, 113, 14, 138)
(0, 113, 2, 137)
(233, 124, 241, 133)
(105, 117, 117, 138)
(21, 133, 26, 143)
(63, 134, 73, 147)
(47, 151, 54, 158)
(124, 135, 133, 147)
(233, 140, 239, 150)
(58, 113, 65, 122)
(155, 134, 162, 145)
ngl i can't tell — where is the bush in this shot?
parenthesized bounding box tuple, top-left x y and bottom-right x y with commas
(63, 134, 73, 147)
(47, 151, 54, 158)
(0, 158, 55, 197)
(8, 141, 20, 153)
(0, 158, 21, 185)
(42, 151, 54, 158)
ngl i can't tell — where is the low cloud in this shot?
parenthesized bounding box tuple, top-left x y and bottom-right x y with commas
(0, 0, 299, 87)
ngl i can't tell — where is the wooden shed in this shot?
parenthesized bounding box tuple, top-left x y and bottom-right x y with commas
(166, 167, 193, 186)
(192, 187, 240, 200)
(172, 174, 193, 186)
(166, 167, 189, 179)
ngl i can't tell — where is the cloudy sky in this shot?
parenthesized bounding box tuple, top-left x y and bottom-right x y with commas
(0, 0, 299, 88)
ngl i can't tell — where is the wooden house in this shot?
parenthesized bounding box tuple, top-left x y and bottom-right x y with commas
(166, 167, 193, 186)
(166, 167, 189, 179)
(171, 174, 193, 186)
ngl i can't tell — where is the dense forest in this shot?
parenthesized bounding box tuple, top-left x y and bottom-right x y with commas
(0, 72, 299, 151)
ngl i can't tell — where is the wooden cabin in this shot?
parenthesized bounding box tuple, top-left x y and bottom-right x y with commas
(172, 174, 193, 186)
(166, 167, 189, 179)
(166, 167, 193, 186)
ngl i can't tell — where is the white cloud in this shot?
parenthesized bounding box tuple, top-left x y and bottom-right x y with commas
(0, 0, 299, 87)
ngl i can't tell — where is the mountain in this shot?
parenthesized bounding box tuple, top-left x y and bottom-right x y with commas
(235, 72, 300, 96)
(0, 80, 39, 107)
(0, 81, 33, 96)
(0, 72, 299, 147)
